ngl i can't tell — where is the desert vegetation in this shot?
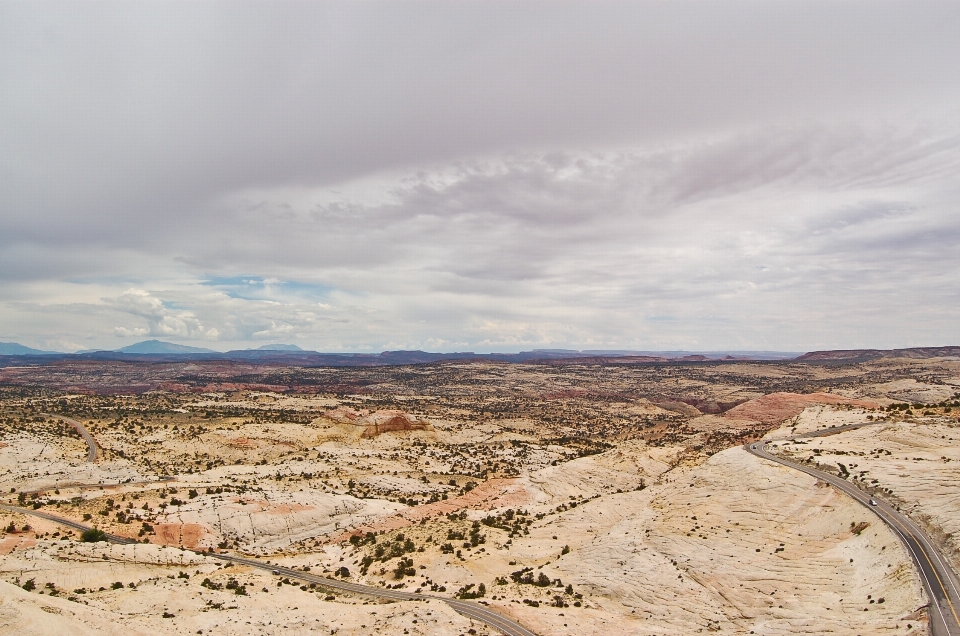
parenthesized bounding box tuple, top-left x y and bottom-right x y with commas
(1, 354, 958, 634)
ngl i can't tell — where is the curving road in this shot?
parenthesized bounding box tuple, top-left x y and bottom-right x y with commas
(747, 431, 960, 636)
(0, 503, 538, 636)
(0, 503, 138, 543)
(42, 413, 98, 462)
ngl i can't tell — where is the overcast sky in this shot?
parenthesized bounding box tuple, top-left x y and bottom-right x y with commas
(2, 1, 959, 353)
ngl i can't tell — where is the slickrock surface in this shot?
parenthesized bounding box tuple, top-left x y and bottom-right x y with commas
(774, 405, 960, 574)
(723, 392, 878, 426)
(4, 357, 958, 635)
(0, 563, 494, 636)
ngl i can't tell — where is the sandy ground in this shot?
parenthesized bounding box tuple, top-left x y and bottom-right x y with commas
(294, 440, 927, 635)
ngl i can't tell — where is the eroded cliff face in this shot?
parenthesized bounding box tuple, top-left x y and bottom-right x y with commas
(324, 407, 433, 438)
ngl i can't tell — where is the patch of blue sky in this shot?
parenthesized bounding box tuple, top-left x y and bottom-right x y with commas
(202, 276, 336, 301)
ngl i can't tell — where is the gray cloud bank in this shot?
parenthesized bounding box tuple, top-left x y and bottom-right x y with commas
(1, 1, 959, 352)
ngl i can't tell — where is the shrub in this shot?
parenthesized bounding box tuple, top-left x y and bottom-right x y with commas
(393, 557, 415, 580)
(359, 555, 374, 574)
(455, 582, 486, 599)
(81, 528, 108, 542)
(201, 578, 223, 590)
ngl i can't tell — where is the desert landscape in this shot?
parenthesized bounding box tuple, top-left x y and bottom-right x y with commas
(6, 3, 960, 633)
(1, 349, 958, 635)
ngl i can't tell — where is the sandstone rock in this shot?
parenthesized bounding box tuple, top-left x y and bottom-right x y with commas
(323, 408, 433, 438)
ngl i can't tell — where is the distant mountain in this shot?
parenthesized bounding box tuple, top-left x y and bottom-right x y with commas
(116, 340, 217, 354)
(5, 343, 956, 367)
(581, 350, 801, 360)
(0, 341, 60, 355)
(256, 344, 304, 351)
(0, 341, 827, 365)
(795, 346, 960, 363)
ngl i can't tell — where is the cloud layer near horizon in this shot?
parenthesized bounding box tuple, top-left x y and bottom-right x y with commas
(2, 2, 959, 352)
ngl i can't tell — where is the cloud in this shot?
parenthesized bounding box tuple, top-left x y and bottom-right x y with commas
(105, 289, 219, 340)
(1, 3, 959, 351)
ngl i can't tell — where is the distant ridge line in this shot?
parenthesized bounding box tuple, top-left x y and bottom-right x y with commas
(795, 346, 960, 362)
(0, 341, 956, 367)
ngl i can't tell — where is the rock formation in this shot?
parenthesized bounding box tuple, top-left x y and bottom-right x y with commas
(323, 408, 432, 438)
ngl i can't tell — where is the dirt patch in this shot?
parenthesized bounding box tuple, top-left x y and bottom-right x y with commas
(654, 401, 703, 417)
(335, 478, 529, 540)
(0, 535, 36, 555)
(229, 499, 316, 515)
(223, 436, 297, 449)
(151, 523, 211, 548)
(724, 392, 878, 426)
(226, 437, 258, 449)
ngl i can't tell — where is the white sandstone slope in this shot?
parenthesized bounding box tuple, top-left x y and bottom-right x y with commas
(498, 446, 925, 635)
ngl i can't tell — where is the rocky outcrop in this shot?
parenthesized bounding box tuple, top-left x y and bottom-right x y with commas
(723, 392, 878, 426)
(323, 408, 432, 438)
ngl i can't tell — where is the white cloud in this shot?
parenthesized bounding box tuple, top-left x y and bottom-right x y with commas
(105, 289, 219, 340)
(1, 3, 959, 352)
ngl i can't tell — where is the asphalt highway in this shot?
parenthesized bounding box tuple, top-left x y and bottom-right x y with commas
(0, 503, 138, 541)
(42, 412, 98, 462)
(0, 503, 539, 636)
(747, 432, 960, 636)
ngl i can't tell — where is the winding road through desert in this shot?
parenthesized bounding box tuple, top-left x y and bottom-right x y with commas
(9, 412, 958, 635)
(0, 502, 539, 636)
(747, 426, 960, 636)
(41, 412, 98, 462)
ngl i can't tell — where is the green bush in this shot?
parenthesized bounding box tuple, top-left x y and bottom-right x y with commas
(81, 528, 108, 542)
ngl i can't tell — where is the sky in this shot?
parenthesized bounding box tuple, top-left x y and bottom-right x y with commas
(2, 1, 959, 353)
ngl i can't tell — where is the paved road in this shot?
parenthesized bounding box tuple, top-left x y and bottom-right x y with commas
(747, 432, 960, 636)
(0, 503, 138, 543)
(0, 504, 538, 636)
(794, 420, 879, 438)
(20, 475, 177, 496)
(42, 413, 98, 462)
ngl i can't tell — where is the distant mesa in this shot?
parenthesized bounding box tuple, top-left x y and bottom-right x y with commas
(323, 407, 433, 438)
(255, 343, 304, 351)
(795, 346, 960, 363)
(0, 341, 60, 355)
(115, 339, 217, 354)
(3, 340, 958, 367)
